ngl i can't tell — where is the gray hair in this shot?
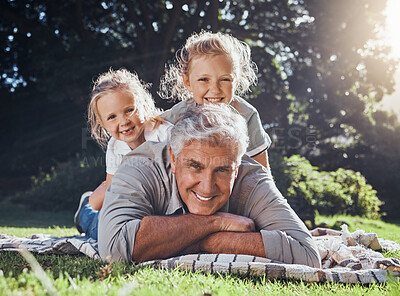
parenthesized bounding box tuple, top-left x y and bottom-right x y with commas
(170, 104, 249, 164)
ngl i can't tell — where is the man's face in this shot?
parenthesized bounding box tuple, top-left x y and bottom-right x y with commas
(170, 140, 239, 215)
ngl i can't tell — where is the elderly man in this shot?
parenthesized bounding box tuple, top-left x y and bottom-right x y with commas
(98, 104, 321, 268)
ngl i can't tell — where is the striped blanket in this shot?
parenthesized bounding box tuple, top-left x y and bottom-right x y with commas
(1, 226, 399, 284)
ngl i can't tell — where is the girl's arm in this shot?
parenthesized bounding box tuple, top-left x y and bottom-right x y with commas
(252, 151, 269, 169)
(89, 173, 113, 210)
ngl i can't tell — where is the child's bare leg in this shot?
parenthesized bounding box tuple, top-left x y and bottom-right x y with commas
(89, 181, 107, 210)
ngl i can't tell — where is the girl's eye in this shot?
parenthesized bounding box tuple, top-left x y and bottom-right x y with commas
(107, 115, 116, 120)
(127, 108, 134, 113)
(199, 78, 208, 82)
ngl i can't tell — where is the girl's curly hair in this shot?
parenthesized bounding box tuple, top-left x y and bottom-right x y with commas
(159, 30, 258, 102)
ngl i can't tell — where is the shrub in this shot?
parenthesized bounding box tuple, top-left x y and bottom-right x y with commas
(13, 153, 105, 211)
(329, 168, 381, 219)
(271, 153, 382, 219)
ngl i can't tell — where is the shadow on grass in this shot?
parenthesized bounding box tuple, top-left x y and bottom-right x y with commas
(0, 202, 74, 228)
(382, 217, 400, 228)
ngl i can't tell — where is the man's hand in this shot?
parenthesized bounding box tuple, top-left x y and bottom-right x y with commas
(198, 213, 264, 257)
(215, 212, 255, 232)
(133, 212, 255, 263)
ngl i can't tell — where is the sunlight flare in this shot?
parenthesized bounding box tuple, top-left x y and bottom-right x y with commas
(384, 0, 400, 58)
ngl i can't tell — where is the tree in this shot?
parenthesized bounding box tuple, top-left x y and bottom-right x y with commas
(0, 0, 226, 105)
(1, 0, 399, 216)
(0, 0, 227, 189)
(219, 0, 399, 216)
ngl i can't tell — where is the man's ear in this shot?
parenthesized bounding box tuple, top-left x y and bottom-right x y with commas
(234, 163, 240, 179)
(169, 146, 176, 174)
(182, 74, 192, 92)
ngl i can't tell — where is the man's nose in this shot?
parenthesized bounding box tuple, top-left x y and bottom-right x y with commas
(199, 171, 216, 194)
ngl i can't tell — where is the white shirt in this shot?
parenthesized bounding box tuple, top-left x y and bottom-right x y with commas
(105, 121, 173, 175)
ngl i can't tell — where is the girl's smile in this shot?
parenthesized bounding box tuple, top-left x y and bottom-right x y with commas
(120, 126, 135, 135)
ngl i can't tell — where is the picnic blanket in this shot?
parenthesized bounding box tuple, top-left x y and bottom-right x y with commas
(0, 234, 100, 259)
(1, 225, 399, 284)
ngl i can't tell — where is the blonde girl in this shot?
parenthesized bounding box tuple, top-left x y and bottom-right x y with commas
(159, 31, 271, 168)
(75, 68, 172, 239)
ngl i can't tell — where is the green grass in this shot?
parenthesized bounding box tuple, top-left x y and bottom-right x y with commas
(1, 265, 399, 296)
(0, 209, 400, 295)
(0, 226, 77, 237)
(0, 203, 77, 237)
(0, 203, 74, 229)
(315, 214, 400, 242)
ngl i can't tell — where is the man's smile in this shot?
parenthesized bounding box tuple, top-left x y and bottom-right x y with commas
(192, 191, 215, 201)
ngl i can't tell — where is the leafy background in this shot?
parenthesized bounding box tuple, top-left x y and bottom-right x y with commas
(1, 0, 399, 218)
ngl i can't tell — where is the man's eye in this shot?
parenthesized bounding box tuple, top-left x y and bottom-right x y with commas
(217, 167, 229, 173)
(199, 78, 208, 82)
(190, 163, 200, 169)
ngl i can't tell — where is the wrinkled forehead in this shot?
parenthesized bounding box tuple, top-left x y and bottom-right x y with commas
(178, 140, 239, 166)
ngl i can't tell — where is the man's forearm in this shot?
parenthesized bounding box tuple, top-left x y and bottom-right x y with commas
(200, 232, 265, 258)
(133, 214, 219, 263)
(133, 212, 255, 263)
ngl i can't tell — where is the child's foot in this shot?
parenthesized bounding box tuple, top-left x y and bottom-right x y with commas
(74, 192, 92, 233)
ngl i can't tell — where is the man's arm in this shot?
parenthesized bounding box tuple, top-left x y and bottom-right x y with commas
(133, 212, 255, 263)
(199, 232, 265, 257)
(247, 182, 321, 267)
(230, 161, 321, 268)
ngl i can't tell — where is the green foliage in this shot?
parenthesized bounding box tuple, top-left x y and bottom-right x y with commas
(330, 169, 381, 218)
(12, 153, 105, 212)
(1, 0, 400, 220)
(272, 154, 382, 219)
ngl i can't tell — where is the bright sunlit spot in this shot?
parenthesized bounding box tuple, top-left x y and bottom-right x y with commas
(381, 0, 400, 115)
(384, 0, 400, 58)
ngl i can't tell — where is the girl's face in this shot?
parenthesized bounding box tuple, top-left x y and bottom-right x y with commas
(97, 91, 145, 150)
(183, 54, 237, 105)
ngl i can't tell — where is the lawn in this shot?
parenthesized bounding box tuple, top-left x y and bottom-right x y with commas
(0, 203, 399, 295)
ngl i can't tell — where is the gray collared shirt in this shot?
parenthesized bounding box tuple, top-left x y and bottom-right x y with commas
(98, 142, 321, 268)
